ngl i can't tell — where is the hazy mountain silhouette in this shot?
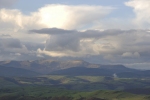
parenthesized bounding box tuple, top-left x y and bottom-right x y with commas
(0, 60, 150, 78)
(0, 65, 41, 77)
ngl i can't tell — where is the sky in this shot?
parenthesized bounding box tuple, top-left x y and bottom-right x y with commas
(1, 0, 150, 69)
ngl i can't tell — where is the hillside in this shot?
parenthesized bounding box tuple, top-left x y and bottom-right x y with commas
(0, 86, 149, 100)
(50, 67, 114, 76)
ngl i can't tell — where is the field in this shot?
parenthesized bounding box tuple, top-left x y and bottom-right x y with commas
(0, 75, 150, 100)
(7, 75, 150, 90)
(0, 86, 150, 100)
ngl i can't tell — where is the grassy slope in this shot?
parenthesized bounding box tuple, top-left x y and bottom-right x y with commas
(2, 75, 150, 91)
(1, 75, 150, 100)
(0, 86, 149, 100)
(0, 77, 19, 88)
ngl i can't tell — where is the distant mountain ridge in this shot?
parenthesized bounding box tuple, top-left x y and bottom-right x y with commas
(0, 65, 40, 77)
(0, 59, 150, 78)
(0, 60, 128, 74)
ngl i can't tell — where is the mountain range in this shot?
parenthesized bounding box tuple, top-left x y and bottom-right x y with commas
(0, 59, 150, 78)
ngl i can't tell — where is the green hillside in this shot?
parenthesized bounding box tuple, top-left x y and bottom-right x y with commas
(0, 77, 19, 88)
(0, 75, 150, 100)
(1, 75, 150, 91)
(0, 86, 149, 100)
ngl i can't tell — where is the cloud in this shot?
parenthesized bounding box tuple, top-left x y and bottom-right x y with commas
(34, 4, 114, 29)
(1, 27, 150, 69)
(0, 36, 28, 54)
(32, 28, 150, 66)
(122, 52, 140, 58)
(0, 35, 42, 61)
(0, 4, 114, 32)
(0, 8, 48, 46)
(125, 0, 150, 28)
(30, 28, 77, 35)
(1, 2, 150, 70)
(0, 4, 113, 61)
(0, 0, 18, 8)
(0, 4, 114, 46)
(0, 8, 43, 31)
(31, 28, 120, 57)
(0, 37, 22, 48)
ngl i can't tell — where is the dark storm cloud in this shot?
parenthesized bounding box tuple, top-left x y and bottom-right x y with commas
(30, 28, 125, 38)
(45, 34, 80, 52)
(0, 34, 46, 61)
(23, 42, 45, 51)
(0, 36, 30, 60)
(30, 28, 77, 35)
(0, 37, 22, 48)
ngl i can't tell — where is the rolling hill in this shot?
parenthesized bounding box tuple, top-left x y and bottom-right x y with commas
(50, 67, 114, 76)
(0, 86, 150, 100)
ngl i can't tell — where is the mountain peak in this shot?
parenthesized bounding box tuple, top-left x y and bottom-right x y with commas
(0, 60, 130, 74)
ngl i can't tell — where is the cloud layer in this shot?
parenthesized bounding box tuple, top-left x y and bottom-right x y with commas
(0, 4, 114, 60)
(1, 2, 150, 69)
(36, 4, 113, 29)
(0, 4, 113, 32)
(32, 28, 150, 64)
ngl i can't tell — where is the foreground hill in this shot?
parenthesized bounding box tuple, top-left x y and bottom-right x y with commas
(0, 77, 19, 88)
(0, 86, 150, 100)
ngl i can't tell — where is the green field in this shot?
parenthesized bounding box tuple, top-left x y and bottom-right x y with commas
(1, 75, 150, 91)
(0, 86, 150, 100)
(0, 75, 150, 100)
(10, 75, 150, 90)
